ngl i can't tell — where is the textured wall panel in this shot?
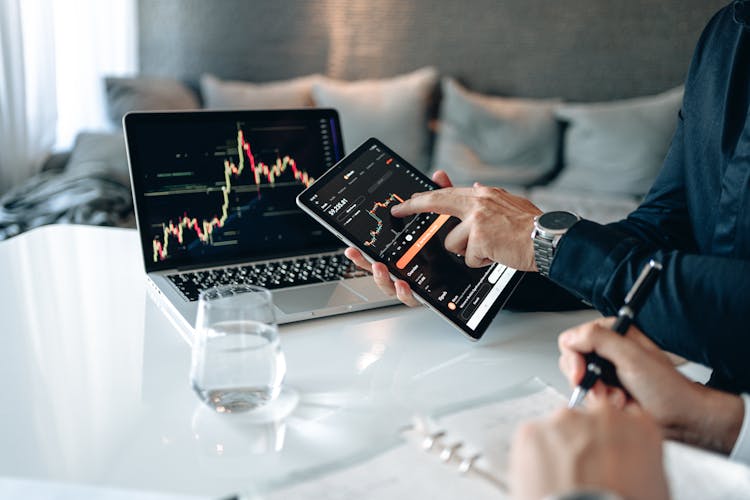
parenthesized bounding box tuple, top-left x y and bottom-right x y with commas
(139, 0, 727, 101)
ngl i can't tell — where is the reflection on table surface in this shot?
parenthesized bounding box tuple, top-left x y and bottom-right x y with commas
(0, 225, 600, 497)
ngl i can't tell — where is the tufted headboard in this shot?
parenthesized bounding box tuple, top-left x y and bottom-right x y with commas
(139, 0, 727, 102)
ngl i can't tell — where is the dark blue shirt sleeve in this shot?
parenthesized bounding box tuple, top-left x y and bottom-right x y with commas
(549, 114, 750, 390)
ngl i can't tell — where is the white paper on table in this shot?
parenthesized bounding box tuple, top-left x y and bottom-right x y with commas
(259, 378, 562, 500)
(255, 377, 750, 500)
(425, 383, 566, 484)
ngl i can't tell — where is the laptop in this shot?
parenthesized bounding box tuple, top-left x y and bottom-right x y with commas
(124, 109, 397, 336)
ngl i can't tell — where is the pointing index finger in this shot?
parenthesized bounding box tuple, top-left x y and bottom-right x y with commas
(390, 187, 473, 218)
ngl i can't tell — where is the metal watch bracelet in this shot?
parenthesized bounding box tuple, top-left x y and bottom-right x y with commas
(532, 234, 555, 277)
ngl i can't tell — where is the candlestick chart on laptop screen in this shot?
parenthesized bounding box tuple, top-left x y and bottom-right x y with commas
(125, 110, 344, 271)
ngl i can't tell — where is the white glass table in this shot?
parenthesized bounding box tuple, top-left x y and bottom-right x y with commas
(0, 224, 601, 498)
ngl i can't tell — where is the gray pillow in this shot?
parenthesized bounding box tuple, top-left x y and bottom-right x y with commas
(312, 67, 438, 172)
(433, 78, 561, 187)
(552, 86, 684, 196)
(105, 77, 199, 126)
(200, 73, 322, 109)
(65, 131, 130, 187)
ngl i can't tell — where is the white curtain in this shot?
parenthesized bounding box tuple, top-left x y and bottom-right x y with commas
(0, 0, 137, 195)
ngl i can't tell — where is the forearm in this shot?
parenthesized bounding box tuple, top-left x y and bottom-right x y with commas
(550, 219, 750, 390)
(674, 384, 745, 455)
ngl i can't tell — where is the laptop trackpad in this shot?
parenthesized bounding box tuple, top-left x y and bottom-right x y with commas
(273, 283, 365, 314)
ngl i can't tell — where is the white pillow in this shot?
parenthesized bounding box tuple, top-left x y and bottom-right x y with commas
(105, 76, 199, 126)
(311, 67, 438, 171)
(527, 186, 640, 225)
(553, 86, 684, 196)
(200, 73, 322, 109)
(433, 78, 561, 187)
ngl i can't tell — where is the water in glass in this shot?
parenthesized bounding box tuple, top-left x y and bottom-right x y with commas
(191, 285, 286, 413)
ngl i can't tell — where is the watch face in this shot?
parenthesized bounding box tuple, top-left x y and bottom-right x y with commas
(538, 211, 579, 231)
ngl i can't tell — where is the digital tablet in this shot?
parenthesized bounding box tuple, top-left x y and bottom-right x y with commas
(296, 138, 523, 340)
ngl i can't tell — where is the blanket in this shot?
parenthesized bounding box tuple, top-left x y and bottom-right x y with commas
(0, 171, 134, 241)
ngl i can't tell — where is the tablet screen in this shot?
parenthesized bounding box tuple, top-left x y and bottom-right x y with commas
(298, 138, 522, 339)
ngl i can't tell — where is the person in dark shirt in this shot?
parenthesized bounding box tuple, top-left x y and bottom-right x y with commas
(345, 3, 750, 497)
(347, 0, 750, 394)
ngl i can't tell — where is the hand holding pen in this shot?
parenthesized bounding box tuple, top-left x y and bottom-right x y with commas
(568, 259, 662, 408)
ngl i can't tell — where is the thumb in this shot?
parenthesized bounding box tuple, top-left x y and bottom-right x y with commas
(559, 322, 642, 381)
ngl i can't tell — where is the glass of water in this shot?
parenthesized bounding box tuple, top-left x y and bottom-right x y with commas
(191, 284, 286, 413)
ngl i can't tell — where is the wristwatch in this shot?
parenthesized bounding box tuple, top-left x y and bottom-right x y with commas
(531, 211, 581, 277)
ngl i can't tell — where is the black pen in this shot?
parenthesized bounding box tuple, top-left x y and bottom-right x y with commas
(568, 259, 662, 408)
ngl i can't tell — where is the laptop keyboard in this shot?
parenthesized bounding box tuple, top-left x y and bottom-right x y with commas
(166, 252, 369, 301)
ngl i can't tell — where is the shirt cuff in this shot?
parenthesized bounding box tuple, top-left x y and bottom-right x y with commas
(549, 219, 636, 315)
(729, 393, 750, 464)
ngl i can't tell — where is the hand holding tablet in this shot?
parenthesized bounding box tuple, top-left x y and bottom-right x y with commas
(344, 168, 454, 307)
(297, 138, 524, 340)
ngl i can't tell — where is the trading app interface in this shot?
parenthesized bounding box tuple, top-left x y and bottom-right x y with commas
(127, 112, 343, 271)
(306, 142, 517, 333)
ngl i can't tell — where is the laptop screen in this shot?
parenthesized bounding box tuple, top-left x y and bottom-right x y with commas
(125, 109, 345, 272)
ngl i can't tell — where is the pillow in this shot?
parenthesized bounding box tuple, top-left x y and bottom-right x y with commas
(200, 73, 322, 109)
(433, 78, 561, 187)
(65, 131, 130, 187)
(552, 86, 684, 196)
(104, 77, 199, 126)
(527, 186, 640, 225)
(311, 67, 438, 172)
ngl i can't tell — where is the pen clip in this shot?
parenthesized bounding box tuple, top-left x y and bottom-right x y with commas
(624, 259, 662, 305)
